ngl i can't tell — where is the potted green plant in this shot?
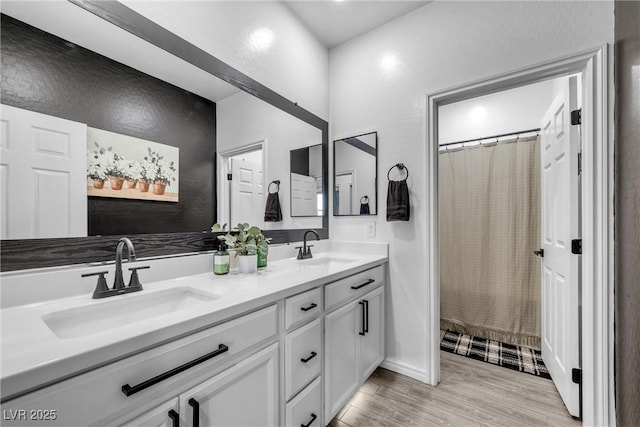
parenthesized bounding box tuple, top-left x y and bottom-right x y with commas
(214, 223, 269, 273)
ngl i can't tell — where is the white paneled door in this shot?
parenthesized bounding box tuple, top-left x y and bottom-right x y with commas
(290, 172, 316, 216)
(230, 157, 263, 227)
(0, 104, 87, 239)
(539, 76, 581, 418)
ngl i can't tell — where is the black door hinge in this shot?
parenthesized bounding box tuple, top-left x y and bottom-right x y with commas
(227, 173, 232, 180)
(572, 368, 582, 384)
(578, 152, 582, 175)
(571, 239, 582, 255)
(571, 109, 582, 125)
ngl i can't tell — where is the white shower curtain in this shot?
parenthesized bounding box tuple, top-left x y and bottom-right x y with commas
(439, 136, 541, 348)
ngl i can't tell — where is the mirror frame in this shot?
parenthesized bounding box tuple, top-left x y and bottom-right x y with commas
(0, 0, 328, 271)
(332, 131, 378, 216)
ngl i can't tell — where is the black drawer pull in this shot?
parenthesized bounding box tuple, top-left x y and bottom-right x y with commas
(301, 413, 317, 427)
(364, 299, 369, 334)
(168, 409, 180, 427)
(351, 279, 375, 290)
(121, 344, 229, 396)
(300, 351, 317, 363)
(300, 302, 317, 312)
(188, 398, 200, 427)
(359, 301, 366, 336)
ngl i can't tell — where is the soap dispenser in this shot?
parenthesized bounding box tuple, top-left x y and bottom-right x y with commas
(214, 241, 230, 275)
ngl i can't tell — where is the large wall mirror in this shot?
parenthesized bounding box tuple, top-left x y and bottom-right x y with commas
(0, 0, 328, 271)
(333, 132, 378, 216)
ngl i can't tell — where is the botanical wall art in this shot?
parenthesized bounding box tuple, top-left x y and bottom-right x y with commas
(86, 127, 179, 202)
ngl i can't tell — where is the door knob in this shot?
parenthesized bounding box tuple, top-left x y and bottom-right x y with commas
(534, 248, 544, 257)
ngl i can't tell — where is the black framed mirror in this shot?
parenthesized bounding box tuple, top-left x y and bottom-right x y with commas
(0, 0, 328, 271)
(333, 132, 378, 216)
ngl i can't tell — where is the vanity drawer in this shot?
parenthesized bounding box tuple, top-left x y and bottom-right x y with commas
(285, 318, 322, 400)
(1, 305, 278, 426)
(285, 377, 322, 427)
(325, 265, 384, 311)
(285, 287, 322, 330)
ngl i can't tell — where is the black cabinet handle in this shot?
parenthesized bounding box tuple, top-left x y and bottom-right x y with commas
(188, 398, 200, 427)
(168, 409, 179, 427)
(364, 299, 369, 334)
(300, 302, 317, 312)
(351, 279, 375, 290)
(300, 351, 317, 363)
(301, 413, 317, 427)
(359, 301, 366, 336)
(121, 344, 229, 396)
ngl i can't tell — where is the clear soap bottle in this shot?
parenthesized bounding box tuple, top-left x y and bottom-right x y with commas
(214, 241, 230, 275)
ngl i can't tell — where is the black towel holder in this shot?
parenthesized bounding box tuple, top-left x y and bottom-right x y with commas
(268, 180, 280, 194)
(360, 195, 369, 204)
(387, 163, 409, 181)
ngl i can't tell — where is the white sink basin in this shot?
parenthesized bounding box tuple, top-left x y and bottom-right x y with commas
(42, 287, 218, 339)
(298, 256, 359, 267)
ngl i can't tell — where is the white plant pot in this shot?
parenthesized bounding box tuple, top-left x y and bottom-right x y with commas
(238, 254, 257, 274)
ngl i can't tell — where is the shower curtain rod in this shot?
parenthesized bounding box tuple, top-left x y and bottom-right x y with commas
(440, 128, 541, 148)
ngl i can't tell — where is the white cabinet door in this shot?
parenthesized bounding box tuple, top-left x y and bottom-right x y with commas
(180, 343, 279, 427)
(120, 399, 180, 427)
(325, 284, 386, 422)
(324, 300, 359, 422)
(359, 287, 385, 380)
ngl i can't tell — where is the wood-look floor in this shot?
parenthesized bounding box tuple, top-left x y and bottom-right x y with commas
(329, 351, 581, 427)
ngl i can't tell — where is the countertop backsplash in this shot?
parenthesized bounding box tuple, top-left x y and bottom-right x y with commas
(0, 240, 387, 309)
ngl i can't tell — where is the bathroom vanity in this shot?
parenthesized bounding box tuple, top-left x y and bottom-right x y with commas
(0, 247, 387, 426)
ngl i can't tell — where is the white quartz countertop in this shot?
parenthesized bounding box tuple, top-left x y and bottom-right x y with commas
(0, 251, 387, 401)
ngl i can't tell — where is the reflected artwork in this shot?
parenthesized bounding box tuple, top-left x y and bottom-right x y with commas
(86, 128, 179, 202)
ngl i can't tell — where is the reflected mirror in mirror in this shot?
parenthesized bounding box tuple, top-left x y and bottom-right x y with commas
(0, 1, 326, 240)
(290, 144, 324, 217)
(333, 132, 378, 215)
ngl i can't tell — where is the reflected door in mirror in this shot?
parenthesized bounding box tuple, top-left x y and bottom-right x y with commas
(290, 144, 323, 217)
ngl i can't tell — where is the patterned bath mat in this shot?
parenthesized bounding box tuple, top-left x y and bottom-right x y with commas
(440, 330, 551, 379)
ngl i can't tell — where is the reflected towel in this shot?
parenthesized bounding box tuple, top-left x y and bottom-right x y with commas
(386, 180, 410, 221)
(264, 192, 283, 222)
(360, 202, 370, 215)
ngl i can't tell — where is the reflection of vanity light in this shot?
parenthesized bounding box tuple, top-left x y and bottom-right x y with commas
(470, 106, 486, 122)
(249, 26, 275, 52)
(380, 53, 399, 76)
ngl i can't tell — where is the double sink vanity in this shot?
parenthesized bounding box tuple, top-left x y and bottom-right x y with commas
(0, 242, 388, 426)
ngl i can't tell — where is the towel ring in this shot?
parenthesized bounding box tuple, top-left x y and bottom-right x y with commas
(387, 163, 409, 181)
(360, 195, 369, 204)
(268, 180, 280, 194)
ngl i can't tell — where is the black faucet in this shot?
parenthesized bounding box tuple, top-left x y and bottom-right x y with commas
(297, 230, 320, 260)
(82, 237, 149, 299)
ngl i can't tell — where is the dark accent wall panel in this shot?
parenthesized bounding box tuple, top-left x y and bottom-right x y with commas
(0, 14, 216, 236)
(614, 1, 640, 425)
(290, 147, 310, 176)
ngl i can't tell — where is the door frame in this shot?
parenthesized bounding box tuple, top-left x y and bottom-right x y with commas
(216, 140, 267, 228)
(425, 46, 614, 426)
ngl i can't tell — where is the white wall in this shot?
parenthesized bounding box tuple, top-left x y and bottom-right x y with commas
(122, 0, 329, 120)
(438, 79, 556, 144)
(329, 1, 614, 380)
(218, 90, 322, 231)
